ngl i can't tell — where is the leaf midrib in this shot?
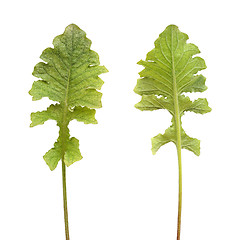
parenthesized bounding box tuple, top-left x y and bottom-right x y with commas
(61, 29, 74, 156)
(170, 28, 182, 150)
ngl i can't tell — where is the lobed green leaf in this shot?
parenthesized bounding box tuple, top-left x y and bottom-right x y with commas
(43, 140, 62, 171)
(30, 24, 107, 170)
(151, 124, 200, 156)
(135, 25, 211, 156)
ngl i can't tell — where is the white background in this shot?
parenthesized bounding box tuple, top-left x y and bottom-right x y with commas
(0, 0, 239, 239)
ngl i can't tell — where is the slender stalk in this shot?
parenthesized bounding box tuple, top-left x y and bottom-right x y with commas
(173, 92, 183, 240)
(61, 65, 71, 240)
(171, 28, 182, 240)
(62, 159, 70, 240)
(173, 93, 183, 240)
(176, 144, 182, 240)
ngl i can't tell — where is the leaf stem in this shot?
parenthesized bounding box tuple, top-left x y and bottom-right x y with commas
(176, 142, 182, 240)
(62, 59, 71, 240)
(174, 91, 183, 240)
(62, 159, 70, 240)
(170, 27, 182, 240)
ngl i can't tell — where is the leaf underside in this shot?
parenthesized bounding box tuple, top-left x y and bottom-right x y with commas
(30, 24, 108, 170)
(134, 25, 211, 156)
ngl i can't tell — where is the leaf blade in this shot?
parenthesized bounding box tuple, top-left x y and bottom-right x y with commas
(135, 25, 211, 156)
(30, 24, 107, 170)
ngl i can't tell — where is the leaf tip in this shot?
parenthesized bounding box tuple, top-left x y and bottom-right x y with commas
(137, 60, 144, 65)
(64, 23, 82, 34)
(67, 23, 80, 29)
(151, 137, 159, 155)
(167, 24, 179, 29)
(133, 81, 141, 95)
(134, 102, 139, 110)
(134, 101, 144, 111)
(151, 148, 157, 155)
(102, 66, 109, 73)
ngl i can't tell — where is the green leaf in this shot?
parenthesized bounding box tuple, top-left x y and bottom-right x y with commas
(43, 140, 62, 171)
(30, 24, 108, 170)
(134, 25, 211, 156)
(30, 104, 62, 127)
(135, 95, 174, 114)
(64, 137, 83, 167)
(70, 106, 98, 124)
(151, 125, 200, 156)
